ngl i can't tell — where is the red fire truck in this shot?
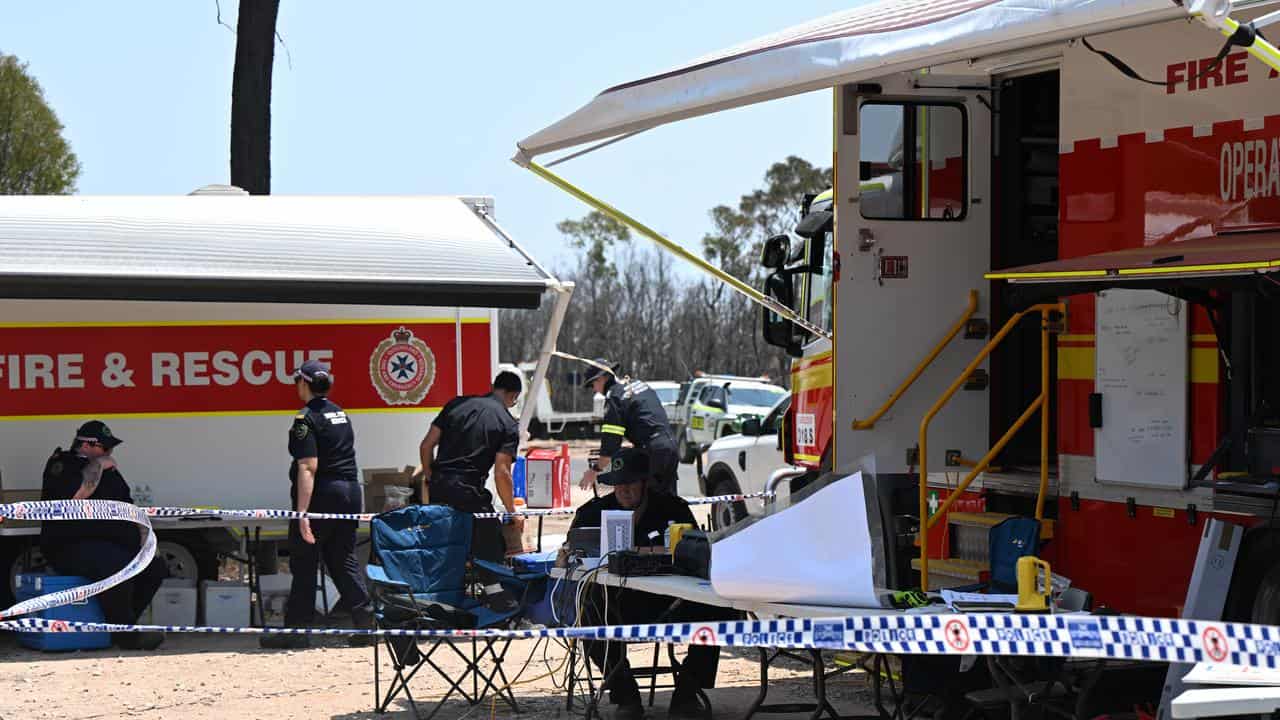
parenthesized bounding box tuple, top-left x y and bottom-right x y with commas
(516, 0, 1280, 624)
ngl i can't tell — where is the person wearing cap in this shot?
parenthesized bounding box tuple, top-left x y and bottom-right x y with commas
(415, 371, 523, 608)
(260, 360, 371, 650)
(561, 448, 732, 719)
(580, 359, 680, 496)
(39, 421, 168, 651)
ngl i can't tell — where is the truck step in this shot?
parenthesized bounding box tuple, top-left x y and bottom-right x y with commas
(946, 512, 1054, 540)
(910, 558, 987, 589)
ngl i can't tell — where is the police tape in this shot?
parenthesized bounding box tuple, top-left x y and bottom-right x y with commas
(0, 499, 155, 621)
(137, 490, 774, 522)
(1, 612, 1277, 669)
(0, 492, 769, 619)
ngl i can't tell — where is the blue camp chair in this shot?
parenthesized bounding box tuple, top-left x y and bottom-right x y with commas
(366, 504, 544, 720)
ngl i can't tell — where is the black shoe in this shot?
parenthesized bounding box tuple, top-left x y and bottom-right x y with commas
(668, 693, 707, 719)
(259, 632, 310, 649)
(113, 632, 165, 651)
(346, 605, 375, 646)
(611, 701, 645, 720)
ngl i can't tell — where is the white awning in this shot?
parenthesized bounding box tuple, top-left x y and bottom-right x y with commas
(517, 0, 1182, 160)
(0, 195, 556, 308)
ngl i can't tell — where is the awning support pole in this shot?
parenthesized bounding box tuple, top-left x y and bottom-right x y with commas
(517, 160, 832, 341)
(520, 281, 575, 443)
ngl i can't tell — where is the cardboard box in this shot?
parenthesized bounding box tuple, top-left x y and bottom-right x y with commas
(362, 467, 416, 514)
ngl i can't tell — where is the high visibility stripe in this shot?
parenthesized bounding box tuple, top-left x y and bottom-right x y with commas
(794, 453, 822, 464)
(793, 363, 833, 393)
(1191, 346, 1220, 384)
(601, 424, 626, 436)
(1057, 346, 1094, 381)
(0, 406, 444, 422)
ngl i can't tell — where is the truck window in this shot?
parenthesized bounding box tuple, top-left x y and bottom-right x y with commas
(805, 231, 834, 335)
(859, 102, 966, 221)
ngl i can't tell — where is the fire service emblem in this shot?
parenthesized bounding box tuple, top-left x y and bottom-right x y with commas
(369, 326, 435, 406)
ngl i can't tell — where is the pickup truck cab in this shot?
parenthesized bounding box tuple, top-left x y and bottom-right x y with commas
(676, 378, 786, 462)
(698, 395, 793, 529)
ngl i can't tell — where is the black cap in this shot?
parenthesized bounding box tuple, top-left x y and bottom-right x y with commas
(581, 358, 617, 388)
(75, 420, 122, 449)
(597, 448, 650, 486)
(293, 359, 332, 383)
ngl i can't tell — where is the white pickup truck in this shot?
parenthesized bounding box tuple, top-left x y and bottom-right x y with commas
(671, 376, 787, 462)
(697, 395, 794, 530)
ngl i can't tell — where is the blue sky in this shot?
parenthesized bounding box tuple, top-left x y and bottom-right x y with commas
(5, 1, 850, 272)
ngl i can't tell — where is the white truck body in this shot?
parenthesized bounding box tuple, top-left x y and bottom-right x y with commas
(0, 193, 561, 597)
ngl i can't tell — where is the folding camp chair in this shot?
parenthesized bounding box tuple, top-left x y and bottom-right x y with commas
(365, 504, 544, 720)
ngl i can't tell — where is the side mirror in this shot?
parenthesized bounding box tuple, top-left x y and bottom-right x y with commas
(761, 272, 803, 357)
(740, 417, 762, 436)
(708, 396, 727, 411)
(860, 160, 873, 181)
(761, 235, 791, 269)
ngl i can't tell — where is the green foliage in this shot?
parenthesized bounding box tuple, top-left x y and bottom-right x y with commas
(0, 54, 80, 194)
(702, 155, 832, 269)
(556, 211, 631, 277)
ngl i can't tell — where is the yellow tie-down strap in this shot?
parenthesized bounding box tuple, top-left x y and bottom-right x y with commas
(521, 161, 832, 341)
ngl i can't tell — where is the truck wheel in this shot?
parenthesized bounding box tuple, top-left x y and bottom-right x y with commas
(708, 474, 748, 532)
(0, 539, 49, 608)
(1252, 562, 1280, 626)
(528, 419, 547, 440)
(678, 433, 695, 464)
(156, 539, 220, 584)
(1225, 529, 1280, 622)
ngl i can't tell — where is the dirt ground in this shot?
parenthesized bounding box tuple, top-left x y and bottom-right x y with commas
(0, 440, 878, 719)
(0, 633, 881, 719)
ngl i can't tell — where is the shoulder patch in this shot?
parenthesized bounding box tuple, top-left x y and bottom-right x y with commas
(293, 422, 310, 440)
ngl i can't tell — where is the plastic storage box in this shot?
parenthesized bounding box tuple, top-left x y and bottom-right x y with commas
(15, 574, 112, 651)
(150, 578, 198, 627)
(200, 580, 250, 628)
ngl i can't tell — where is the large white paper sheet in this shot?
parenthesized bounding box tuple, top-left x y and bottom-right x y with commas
(710, 471, 881, 607)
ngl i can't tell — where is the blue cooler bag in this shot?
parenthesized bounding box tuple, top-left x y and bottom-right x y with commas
(15, 574, 112, 651)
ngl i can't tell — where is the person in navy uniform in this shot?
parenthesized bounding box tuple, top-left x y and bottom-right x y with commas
(40, 420, 167, 650)
(416, 371, 523, 608)
(578, 359, 679, 495)
(260, 360, 371, 649)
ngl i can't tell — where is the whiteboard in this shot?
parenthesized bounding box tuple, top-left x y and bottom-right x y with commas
(1094, 289, 1188, 488)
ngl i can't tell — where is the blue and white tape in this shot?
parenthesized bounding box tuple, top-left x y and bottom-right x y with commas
(140, 490, 774, 522)
(0, 613, 1275, 669)
(0, 499, 155, 621)
(0, 492, 767, 619)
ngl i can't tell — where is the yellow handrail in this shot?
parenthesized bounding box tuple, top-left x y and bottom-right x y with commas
(853, 290, 979, 430)
(917, 303, 1064, 589)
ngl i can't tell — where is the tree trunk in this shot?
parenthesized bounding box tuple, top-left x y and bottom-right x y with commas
(230, 0, 280, 195)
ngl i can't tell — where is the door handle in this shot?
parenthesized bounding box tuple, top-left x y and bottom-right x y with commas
(738, 451, 747, 472)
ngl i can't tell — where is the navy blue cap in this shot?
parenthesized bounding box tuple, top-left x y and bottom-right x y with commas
(293, 359, 332, 383)
(597, 448, 650, 486)
(581, 358, 617, 387)
(75, 420, 122, 448)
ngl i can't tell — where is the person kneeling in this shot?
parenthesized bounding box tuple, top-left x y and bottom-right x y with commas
(561, 448, 736, 720)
